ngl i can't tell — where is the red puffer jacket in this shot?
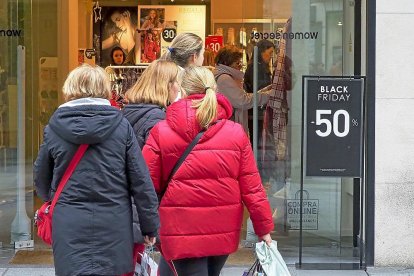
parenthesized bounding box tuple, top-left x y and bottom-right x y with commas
(143, 93, 274, 261)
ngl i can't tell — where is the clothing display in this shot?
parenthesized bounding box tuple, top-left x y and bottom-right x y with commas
(240, 27, 247, 47)
(215, 27, 224, 36)
(105, 66, 148, 108)
(264, 18, 292, 162)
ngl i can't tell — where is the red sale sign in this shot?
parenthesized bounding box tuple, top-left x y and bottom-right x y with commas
(205, 36, 224, 54)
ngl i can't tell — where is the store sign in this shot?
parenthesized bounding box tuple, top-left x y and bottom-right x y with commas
(162, 28, 177, 42)
(205, 35, 223, 54)
(286, 190, 319, 230)
(84, 48, 96, 59)
(304, 77, 364, 177)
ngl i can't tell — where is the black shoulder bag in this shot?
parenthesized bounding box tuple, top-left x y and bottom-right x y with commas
(158, 129, 205, 202)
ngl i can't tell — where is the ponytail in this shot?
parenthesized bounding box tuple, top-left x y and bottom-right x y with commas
(181, 66, 218, 129)
(192, 87, 217, 129)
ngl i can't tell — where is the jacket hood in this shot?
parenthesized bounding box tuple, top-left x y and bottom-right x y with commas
(49, 105, 123, 145)
(165, 93, 233, 142)
(122, 103, 164, 126)
(214, 64, 244, 81)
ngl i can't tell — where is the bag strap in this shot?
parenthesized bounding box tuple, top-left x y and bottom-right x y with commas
(158, 130, 204, 203)
(49, 144, 89, 214)
(166, 130, 205, 184)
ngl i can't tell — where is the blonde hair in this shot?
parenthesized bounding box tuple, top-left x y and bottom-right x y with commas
(126, 60, 178, 107)
(62, 64, 111, 101)
(161, 33, 203, 68)
(181, 66, 217, 129)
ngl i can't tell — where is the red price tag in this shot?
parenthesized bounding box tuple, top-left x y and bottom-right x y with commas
(205, 36, 223, 54)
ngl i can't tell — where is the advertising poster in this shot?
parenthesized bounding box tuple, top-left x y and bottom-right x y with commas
(138, 8, 165, 63)
(304, 77, 364, 177)
(137, 5, 206, 63)
(96, 7, 139, 67)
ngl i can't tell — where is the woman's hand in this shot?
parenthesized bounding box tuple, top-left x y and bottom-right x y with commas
(144, 235, 156, 246)
(258, 84, 275, 94)
(260, 233, 272, 246)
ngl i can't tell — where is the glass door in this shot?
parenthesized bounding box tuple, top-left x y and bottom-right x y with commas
(247, 0, 364, 266)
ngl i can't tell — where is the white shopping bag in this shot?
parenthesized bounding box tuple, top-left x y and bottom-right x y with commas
(135, 250, 158, 276)
(255, 241, 291, 276)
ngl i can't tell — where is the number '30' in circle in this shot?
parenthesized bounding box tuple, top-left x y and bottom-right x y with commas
(162, 28, 177, 42)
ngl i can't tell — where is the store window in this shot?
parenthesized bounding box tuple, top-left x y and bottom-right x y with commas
(0, 0, 58, 253)
(0, 0, 365, 268)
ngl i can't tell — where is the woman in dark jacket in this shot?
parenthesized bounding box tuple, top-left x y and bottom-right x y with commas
(143, 66, 274, 275)
(123, 59, 179, 149)
(122, 60, 179, 274)
(34, 64, 160, 276)
(243, 40, 275, 143)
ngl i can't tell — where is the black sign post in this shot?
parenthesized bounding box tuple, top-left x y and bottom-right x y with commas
(304, 77, 365, 177)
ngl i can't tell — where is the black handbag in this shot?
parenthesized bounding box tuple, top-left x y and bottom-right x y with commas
(243, 259, 266, 276)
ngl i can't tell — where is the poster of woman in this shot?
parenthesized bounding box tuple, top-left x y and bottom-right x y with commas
(138, 8, 164, 63)
(99, 7, 138, 66)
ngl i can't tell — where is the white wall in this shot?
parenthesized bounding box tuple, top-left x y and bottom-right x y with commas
(375, 0, 414, 266)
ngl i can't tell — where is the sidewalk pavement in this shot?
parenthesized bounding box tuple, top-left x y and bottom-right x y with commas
(2, 265, 414, 275)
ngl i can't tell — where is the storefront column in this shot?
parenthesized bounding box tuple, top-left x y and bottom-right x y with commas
(57, 0, 78, 103)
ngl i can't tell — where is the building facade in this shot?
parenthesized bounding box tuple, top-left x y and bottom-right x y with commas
(0, 0, 409, 269)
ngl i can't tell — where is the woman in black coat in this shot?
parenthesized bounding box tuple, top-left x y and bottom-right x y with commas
(243, 40, 275, 144)
(122, 60, 179, 271)
(34, 64, 160, 276)
(123, 59, 180, 149)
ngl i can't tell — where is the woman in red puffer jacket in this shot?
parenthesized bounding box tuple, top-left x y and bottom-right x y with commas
(143, 66, 274, 276)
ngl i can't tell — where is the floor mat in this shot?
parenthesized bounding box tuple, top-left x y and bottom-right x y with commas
(9, 249, 53, 265)
(227, 248, 255, 265)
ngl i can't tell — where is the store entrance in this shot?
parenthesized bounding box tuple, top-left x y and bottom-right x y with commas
(238, 0, 365, 267)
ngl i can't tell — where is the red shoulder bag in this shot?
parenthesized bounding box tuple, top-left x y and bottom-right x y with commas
(34, 144, 88, 245)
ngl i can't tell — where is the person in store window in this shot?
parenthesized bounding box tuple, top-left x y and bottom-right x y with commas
(214, 45, 273, 134)
(33, 64, 159, 276)
(143, 66, 274, 275)
(106, 46, 126, 109)
(102, 8, 137, 65)
(243, 40, 275, 144)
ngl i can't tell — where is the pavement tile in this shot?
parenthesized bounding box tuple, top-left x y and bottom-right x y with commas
(4, 268, 55, 276)
(367, 267, 414, 275)
(295, 270, 367, 276)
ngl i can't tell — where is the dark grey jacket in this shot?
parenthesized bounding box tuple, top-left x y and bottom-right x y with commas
(123, 103, 165, 149)
(122, 103, 165, 242)
(34, 103, 160, 276)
